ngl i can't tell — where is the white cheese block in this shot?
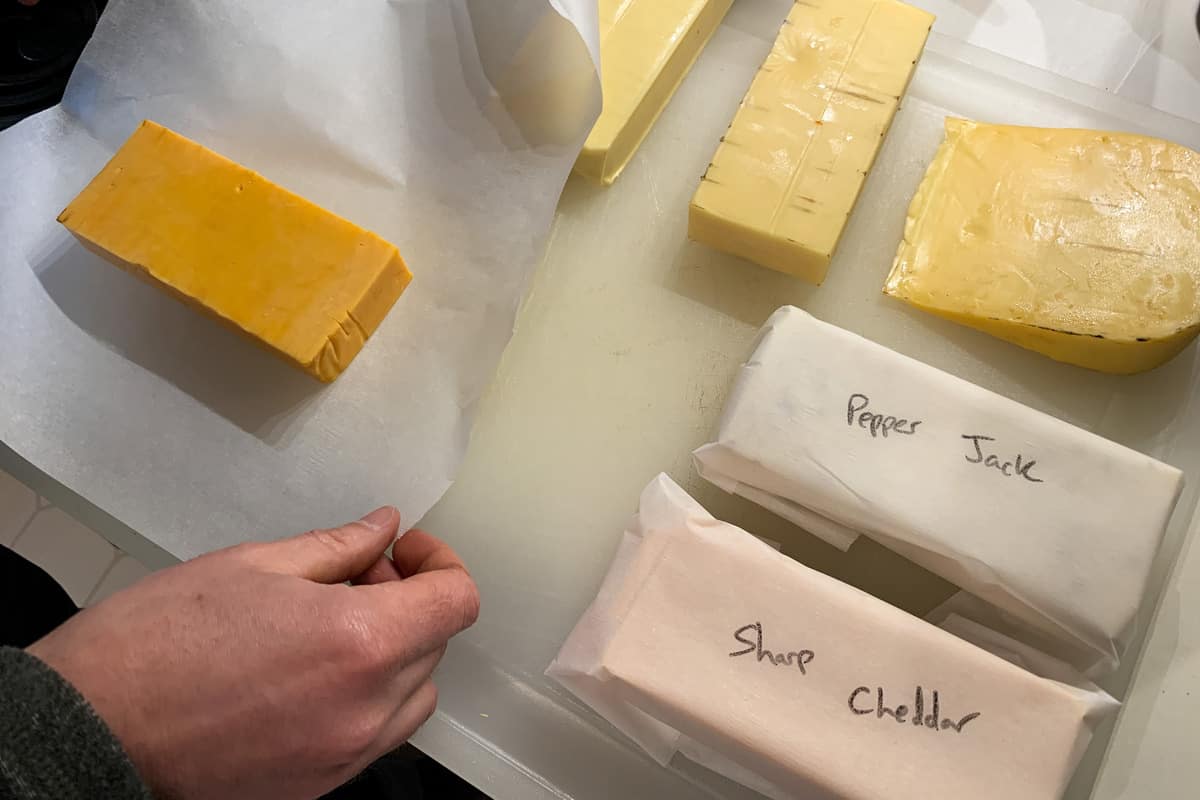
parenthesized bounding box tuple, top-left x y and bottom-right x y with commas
(547, 474, 1117, 800)
(693, 307, 1185, 675)
(575, 0, 733, 184)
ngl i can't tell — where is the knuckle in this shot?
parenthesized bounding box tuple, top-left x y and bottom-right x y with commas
(334, 608, 392, 674)
(331, 713, 385, 763)
(225, 541, 265, 564)
(304, 526, 353, 555)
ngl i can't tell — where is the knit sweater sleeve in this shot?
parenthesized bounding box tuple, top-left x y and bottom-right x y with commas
(0, 646, 152, 800)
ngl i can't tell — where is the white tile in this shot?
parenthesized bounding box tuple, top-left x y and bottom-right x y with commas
(0, 469, 37, 546)
(13, 508, 116, 605)
(87, 555, 153, 605)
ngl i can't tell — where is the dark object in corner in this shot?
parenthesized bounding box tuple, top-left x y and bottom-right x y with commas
(0, 0, 106, 131)
(0, 545, 77, 648)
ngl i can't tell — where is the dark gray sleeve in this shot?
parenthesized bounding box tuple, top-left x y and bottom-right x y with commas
(0, 646, 152, 800)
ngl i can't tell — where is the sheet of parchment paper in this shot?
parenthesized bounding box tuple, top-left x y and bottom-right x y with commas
(0, 0, 599, 558)
(919, 0, 1172, 95)
(917, 0, 1200, 125)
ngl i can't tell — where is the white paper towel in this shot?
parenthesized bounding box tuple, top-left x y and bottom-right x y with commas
(0, 0, 600, 557)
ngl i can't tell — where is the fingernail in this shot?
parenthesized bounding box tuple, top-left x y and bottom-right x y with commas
(360, 506, 395, 530)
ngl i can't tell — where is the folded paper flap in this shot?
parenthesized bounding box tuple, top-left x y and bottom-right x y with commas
(546, 528, 682, 765)
(545, 476, 720, 765)
(870, 524, 1122, 674)
(692, 446, 861, 551)
(694, 305, 1185, 672)
(938, 614, 1118, 713)
(674, 738, 809, 800)
(552, 474, 1109, 800)
(926, 592, 1121, 681)
(545, 669, 682, 766)
(549, 532, 643, 676)
(936, 611, 1120, 777)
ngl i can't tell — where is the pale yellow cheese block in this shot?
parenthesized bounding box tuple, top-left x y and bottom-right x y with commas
(575, 0, 733, 185)
(885, 118, 1200, 374)
(689, 0, 933, 283)
(58, 121, 412, 382)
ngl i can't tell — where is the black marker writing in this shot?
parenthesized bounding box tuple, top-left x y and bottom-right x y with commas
(846, 393, 922, 439)
(962, 435, 1044, 483)
(729, 622, 814, 674)
(848, 685, 980, 734)
(728, 634, 982, 736)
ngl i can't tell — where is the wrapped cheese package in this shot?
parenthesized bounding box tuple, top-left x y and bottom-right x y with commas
(547, 474, 1117, 800)
(693, 307, 1185, 675)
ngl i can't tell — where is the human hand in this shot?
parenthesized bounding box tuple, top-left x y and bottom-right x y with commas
(27, 508, 480, 800)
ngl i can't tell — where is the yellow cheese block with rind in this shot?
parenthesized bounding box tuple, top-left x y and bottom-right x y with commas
(689, 0, 933, 283)
(885, 118, 1200, 374)
(58, 121, 411, 382)
(575, 0, 733, 185)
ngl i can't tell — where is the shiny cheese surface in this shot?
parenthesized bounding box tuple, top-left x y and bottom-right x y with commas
(886, 118, 1200, 374)
(58, 121, 411, 382)
(689, 0, 933, 283)
(576, 0, 732, 185)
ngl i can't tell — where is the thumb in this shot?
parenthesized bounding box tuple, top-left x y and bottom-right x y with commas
(257, 507, 402, 584)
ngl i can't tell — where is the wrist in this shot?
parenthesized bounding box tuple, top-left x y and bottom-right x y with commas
(27, 635, 156, 793)
(3, 646, 153, 799)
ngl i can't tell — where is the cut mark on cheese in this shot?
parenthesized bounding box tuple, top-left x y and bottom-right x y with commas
(688, 0, 934, 284)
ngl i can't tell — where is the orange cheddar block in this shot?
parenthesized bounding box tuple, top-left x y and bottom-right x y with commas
(58, 120, 412, 382)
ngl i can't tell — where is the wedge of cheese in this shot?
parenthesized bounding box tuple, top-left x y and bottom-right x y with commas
(549, 474, 1117, 800)
(693, 307, 1186, 675)
(58, 120, 411, 382)
(689, 0, 933, 283)
(575, 0, 733, 184)
(885, 118, 1200, 373)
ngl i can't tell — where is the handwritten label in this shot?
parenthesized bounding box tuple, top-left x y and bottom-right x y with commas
(842, 393, 1048, 485)
(846, 393, 922, 439)
(848, 686, 980, 733)
(728, 625, 982, 736)
(962, 435, 1043, 483)
(729, 622, 814, 674)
